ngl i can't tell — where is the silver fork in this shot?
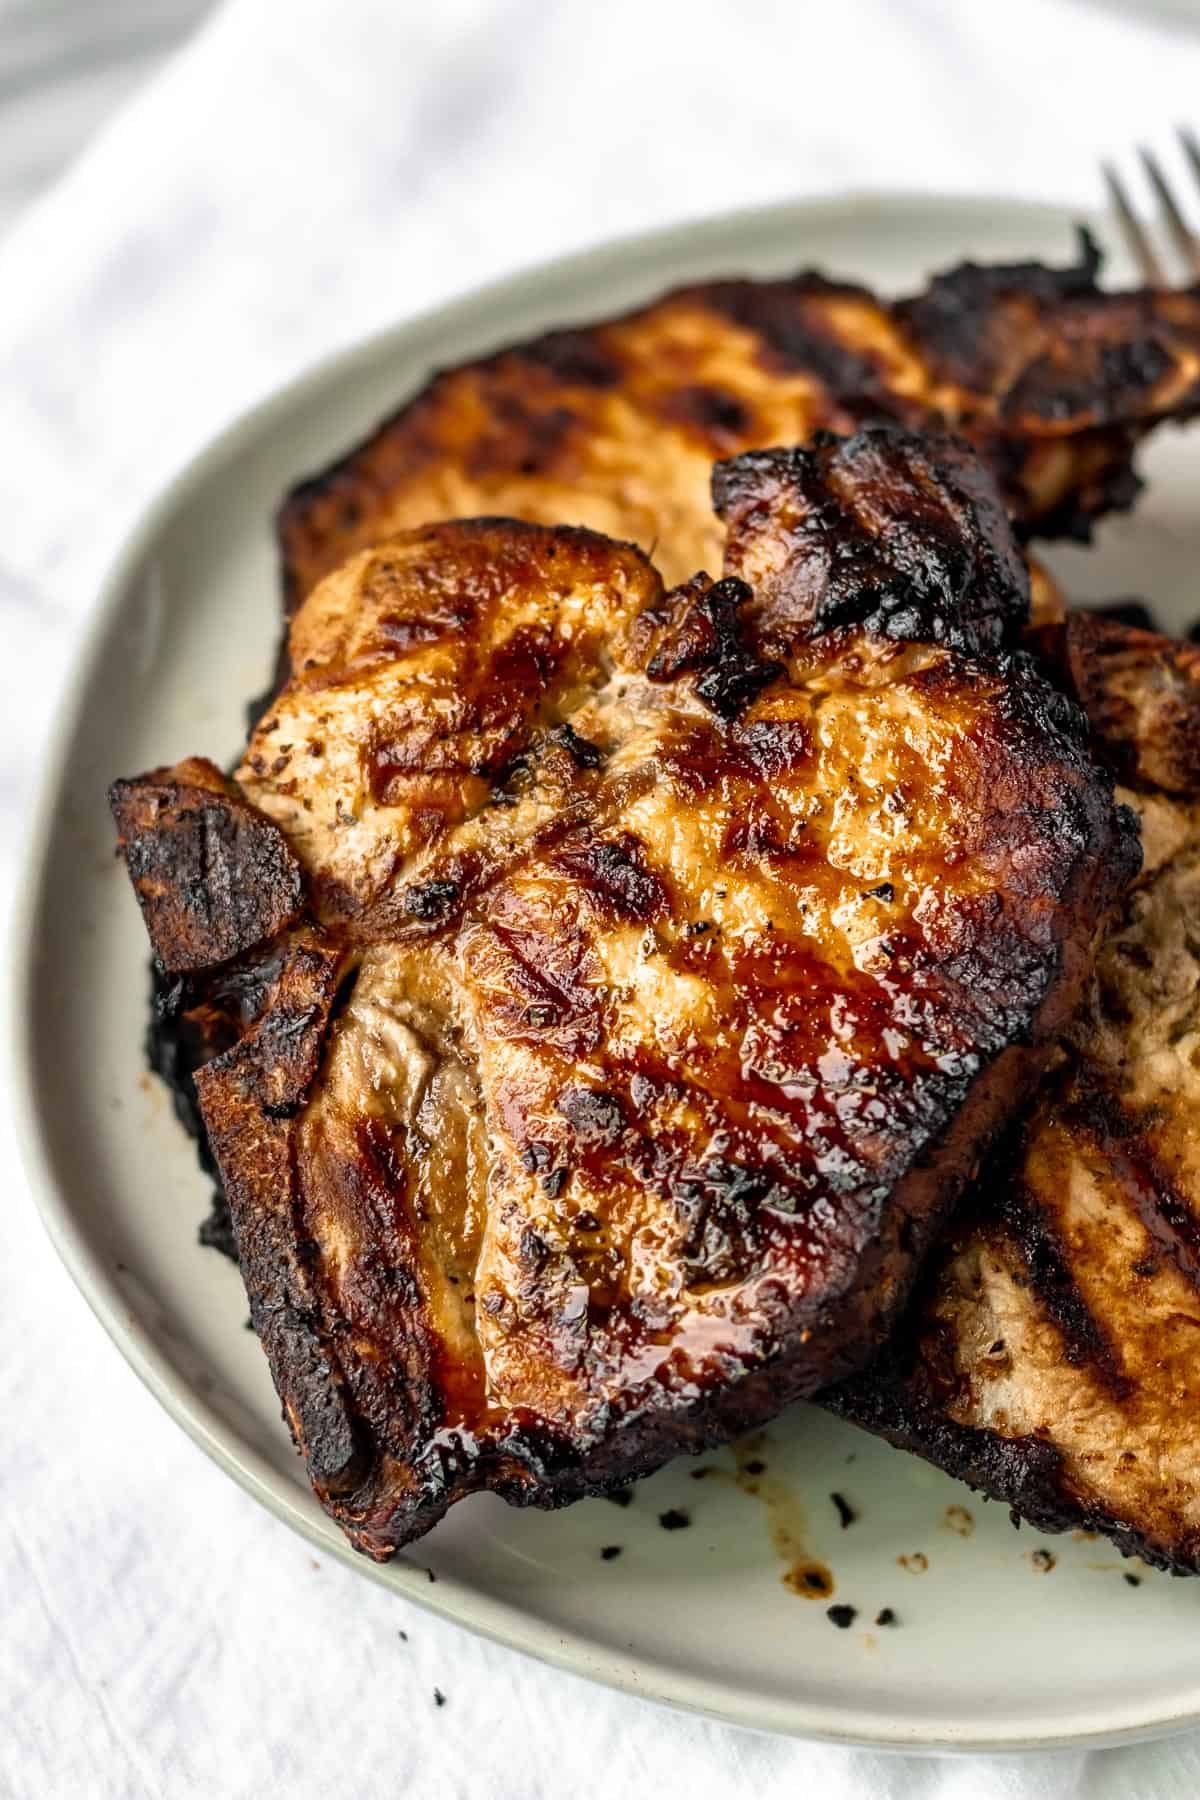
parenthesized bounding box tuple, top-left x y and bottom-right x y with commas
(1103, 129, 1200, 285)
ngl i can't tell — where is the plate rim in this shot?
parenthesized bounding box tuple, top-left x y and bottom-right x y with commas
(13, 186, 1199, 1754)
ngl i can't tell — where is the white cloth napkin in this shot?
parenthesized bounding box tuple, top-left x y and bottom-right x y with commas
(5, 1, 1200, 1794)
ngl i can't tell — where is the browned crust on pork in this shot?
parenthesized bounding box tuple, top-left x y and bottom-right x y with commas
(714, 427, 1029, 655)
(1036, 612, 1200, 794)
(192, 935, 363, 1491)
(277, 241, 1200, 614)
(827, 617, 1200, 1575)
(115, 433, 1138, 1556)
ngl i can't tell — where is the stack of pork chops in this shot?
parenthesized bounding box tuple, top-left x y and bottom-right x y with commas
(112, 240, 1200, 1574)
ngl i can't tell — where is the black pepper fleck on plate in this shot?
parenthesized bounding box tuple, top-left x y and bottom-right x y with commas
(1030, 1549, 1056, 1573)
(1124, 1573, 1142, 1587)
(830, 1491, 857, 1529)
(433, 1689, 446, 1708)
(600, 1545, 623, 1561)
(659, 1508, 690, 1531)
(826, 1604, 857, 1630)
(426, 1567, 438, 1583)
(398, 1630, 408, 1642)
(743, 1459, 766, 1476)
(605, 1488, 633, 1508)
(875, 1607, 897, 1627)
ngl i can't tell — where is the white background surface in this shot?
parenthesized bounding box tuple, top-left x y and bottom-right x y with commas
(6, 1, 1200, 1794)
(0, 0, 212, 231)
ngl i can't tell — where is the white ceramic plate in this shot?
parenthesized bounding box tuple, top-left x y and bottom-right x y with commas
(15, 193, 1200, 1754)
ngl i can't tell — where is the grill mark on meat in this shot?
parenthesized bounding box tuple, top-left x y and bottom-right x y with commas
(656, 383, 755, 448)
(825, 615, 1200, 1573)
(275, 246, 1200, 622)
(515, 329, 624, 389)
(550, 832, 670, 925)
(993, 1173, 1131, 1397)
(118, 438, 1140, 1557)
(704, 274, 905, 401)
(477, 917, 603, 1051)
(715, 427, 1030, 657)
(1063, 1071, 1200, 1292)
(463, 395, 579, 481)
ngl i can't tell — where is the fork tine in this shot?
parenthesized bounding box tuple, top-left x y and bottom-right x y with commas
(1103, 161, 1168, 286)
(1179, 126, 1200, 205)
(1139, 146, 1200, 280)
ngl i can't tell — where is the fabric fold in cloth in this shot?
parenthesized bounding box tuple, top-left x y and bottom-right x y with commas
(5, 0, 1200, 1794)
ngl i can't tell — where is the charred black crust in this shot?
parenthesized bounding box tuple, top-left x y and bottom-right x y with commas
(546, 722, 604, 769)
(402, 878, 462, 923)
(111, 762, 303, 974)
(894, 229, 1104, 397)
(657, 382, 754, 444)
(823, 1366, 1200, 1577)
(146, 930, 310, 1254)
(891, 229, 1200, 433)
(146, 966, 232, 1250)
(558, 1086, 626, 1145)
(1085, 597, 1160, 633)
(193, 939, 365, 1496)
(823, 1373, 1069, 1531)
(714, 426, 1030, 656)
(642, 573, 783, 718)
(197, 1187, 238, 1259)
(515, 327, 624, 389)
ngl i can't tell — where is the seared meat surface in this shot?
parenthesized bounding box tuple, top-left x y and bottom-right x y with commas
(826, 617, 1200, 1574)
(715, 428, 1028, 656)
(278, 239, 1200, 608)
(114, 431, 1136, 1556)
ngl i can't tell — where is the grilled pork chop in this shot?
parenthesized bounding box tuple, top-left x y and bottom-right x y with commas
(278, 238, 1200, 610)
(826, 616, 1200, 1575)
(113, 430, 1136, 1556)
